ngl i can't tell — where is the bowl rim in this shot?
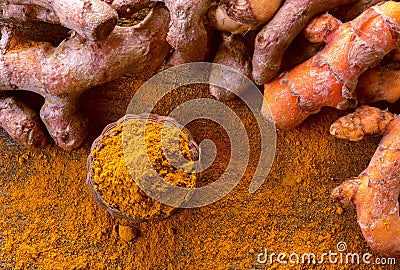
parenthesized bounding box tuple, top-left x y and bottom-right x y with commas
(86, 113, 200, 223)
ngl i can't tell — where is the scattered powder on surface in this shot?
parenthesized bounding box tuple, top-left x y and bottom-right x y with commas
(0, 76, 398, 269)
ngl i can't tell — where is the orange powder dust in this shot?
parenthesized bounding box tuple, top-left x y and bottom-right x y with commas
(0, 76, 397, 269)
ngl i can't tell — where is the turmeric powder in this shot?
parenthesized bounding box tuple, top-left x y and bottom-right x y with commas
(0, 79, 396, 269)
(89, 118, 197, 222)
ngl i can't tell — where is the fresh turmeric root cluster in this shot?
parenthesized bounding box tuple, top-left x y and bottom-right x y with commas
(266, 1, 400, 257)
(0, 0, 280, 148)
(330, 106, 400, 257)
(1, 0, 223, 149)
(0, 1, 171, 149)
(261, 1, 400, 129)
(258, 2, 400, 256)
(2, 0, 388, 148)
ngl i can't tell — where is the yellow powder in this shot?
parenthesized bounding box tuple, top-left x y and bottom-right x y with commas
(0, 78, 394, 270)
(118, 225, 137, 242)
(90, 119, 197, 222)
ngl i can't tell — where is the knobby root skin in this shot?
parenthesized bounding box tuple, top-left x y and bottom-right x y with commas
(332, 0, 384, 21)
(7, 0, 118, 41)
(356, 67, 400, 105)
(279, 13, 342, 72)
(0, 4, 171, 150)
(207, 0, 283, 34)
(0, 23, 21, 53)
(330, 105, 395, 141)
(103, 0, 211, 65)
(331, 114, 400, 257)
(302, 13, 342, 44)
(39, 96, 87, 151)
(164, 0, 211, 65)
(3, 3, 61, 24)
(209, 32, 253, 101)
(2, 4, 70, 46)
(0, 94, 47, 147)
(252, 0, 357, 85)
(261, 1, 400, 130)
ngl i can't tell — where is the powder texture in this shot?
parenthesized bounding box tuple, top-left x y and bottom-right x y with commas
(0, 77, 397, 269)
(90, 119, 197, 221)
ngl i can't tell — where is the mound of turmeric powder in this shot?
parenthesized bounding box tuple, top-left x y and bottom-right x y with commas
(89, 118, 197, 222)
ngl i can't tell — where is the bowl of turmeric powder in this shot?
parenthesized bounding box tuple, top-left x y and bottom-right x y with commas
(86, 113, 199, 223)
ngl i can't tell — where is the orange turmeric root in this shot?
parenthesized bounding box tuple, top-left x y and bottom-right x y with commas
(252, 0, 356, 85)
(279, 13, 342, 71)
(331, 106, 400, 257)
(330, 105, 394, 141)
(356, 66, 400, 105)
(332, 0, 384, 21)
(261, 1, 400, 130)
(301, 13, 342, 44)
